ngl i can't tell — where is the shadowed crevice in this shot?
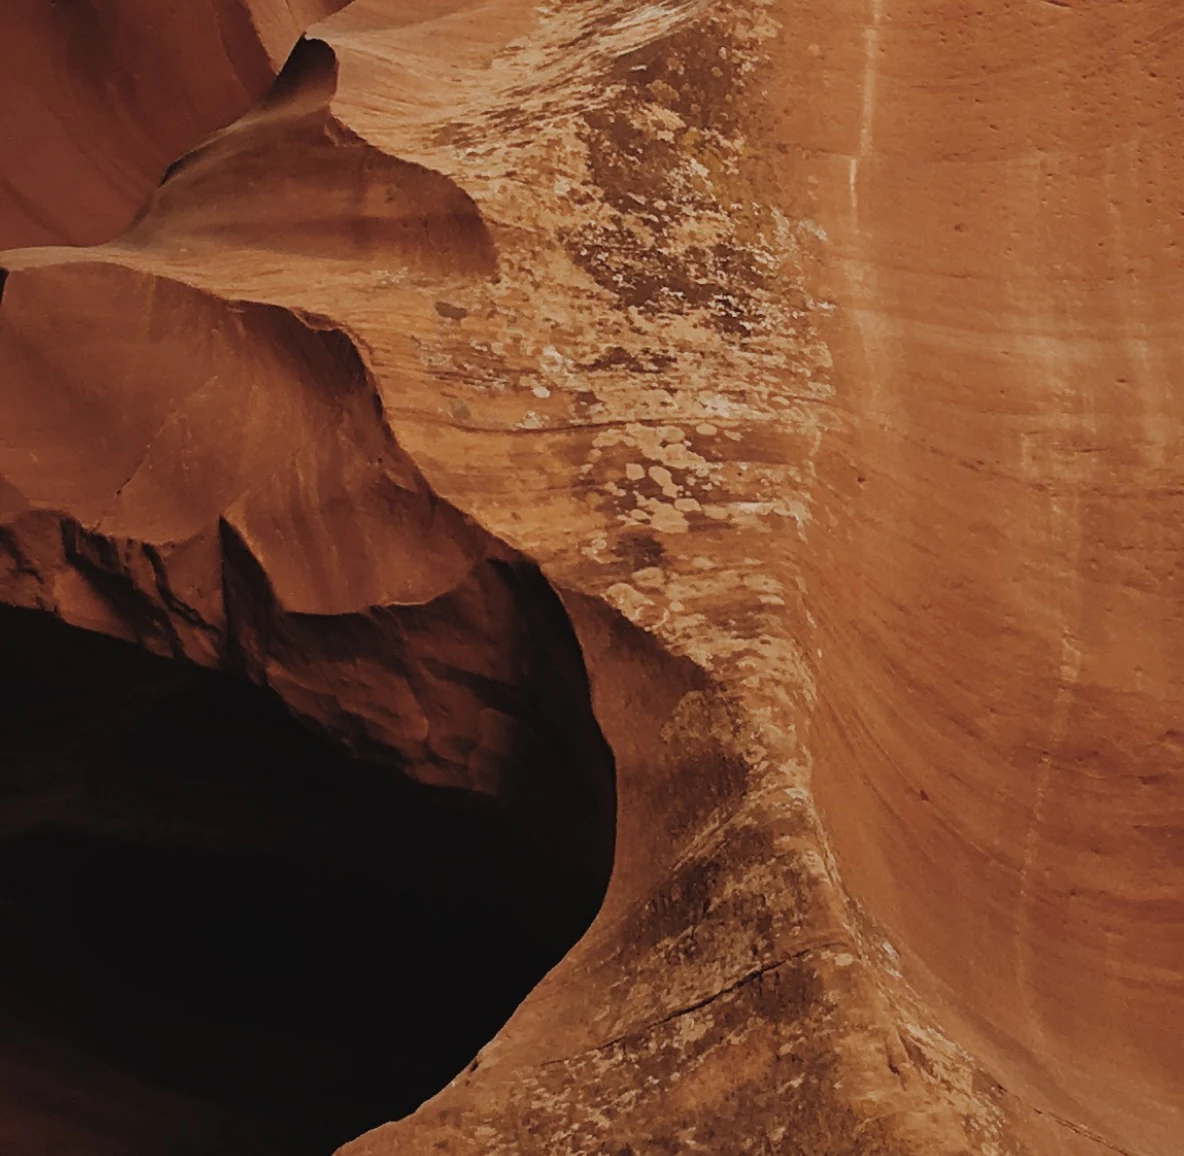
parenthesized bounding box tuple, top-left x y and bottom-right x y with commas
(0, 592, 615, 1156)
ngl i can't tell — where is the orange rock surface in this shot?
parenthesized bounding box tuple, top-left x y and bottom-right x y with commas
(0, 0, 352, 248)
(794, 5, 1184, 1153)
(1, 2, 1181, 1155)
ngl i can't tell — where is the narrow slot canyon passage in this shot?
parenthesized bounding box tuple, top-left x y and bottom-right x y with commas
(0, 583, 615, 1156)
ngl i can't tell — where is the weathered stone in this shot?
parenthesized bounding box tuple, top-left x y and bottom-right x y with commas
(1, 2, 1181, 1155)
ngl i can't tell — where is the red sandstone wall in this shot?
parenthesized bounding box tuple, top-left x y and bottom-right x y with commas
(790, 3, 1184, 1152)
(1, 2, 1180, 1152)
(0, 0, 351, 249)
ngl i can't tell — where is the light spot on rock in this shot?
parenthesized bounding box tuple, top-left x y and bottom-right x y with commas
(605, 582, 653, 621)
(649, 503, 690, 534)
(648, 465, 679, 497)
(632, 566, 666, 589)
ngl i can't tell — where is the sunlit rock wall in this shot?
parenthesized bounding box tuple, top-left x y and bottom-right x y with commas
(1, 3, 1180, 1156)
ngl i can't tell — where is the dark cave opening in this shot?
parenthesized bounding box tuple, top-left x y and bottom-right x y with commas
(0, 594, 614, 1156)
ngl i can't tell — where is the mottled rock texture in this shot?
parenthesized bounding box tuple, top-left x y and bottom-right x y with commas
(1, 2, 1181, 1156)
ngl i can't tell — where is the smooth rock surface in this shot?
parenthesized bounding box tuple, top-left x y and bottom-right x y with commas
(0, 2, 1180, 1155)
(0, 0, 352, 248)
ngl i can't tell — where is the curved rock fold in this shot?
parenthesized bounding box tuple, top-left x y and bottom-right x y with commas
(1, 2, 1182, 1155)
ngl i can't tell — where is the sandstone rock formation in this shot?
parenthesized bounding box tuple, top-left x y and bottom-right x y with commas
(1, 2, 1181, 1156)
(0, 0, 354, 249)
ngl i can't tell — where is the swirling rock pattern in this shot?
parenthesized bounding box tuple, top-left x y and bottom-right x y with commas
(1, 2, 1181, 1155)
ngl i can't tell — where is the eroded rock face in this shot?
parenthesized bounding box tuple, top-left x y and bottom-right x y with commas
(1, 2, 1181, 1156)
(0, 0, 356, 249)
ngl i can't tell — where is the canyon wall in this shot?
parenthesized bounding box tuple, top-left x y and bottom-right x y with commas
(791, 5, 1184, 1151)
(1, 2, 1180, 1155)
